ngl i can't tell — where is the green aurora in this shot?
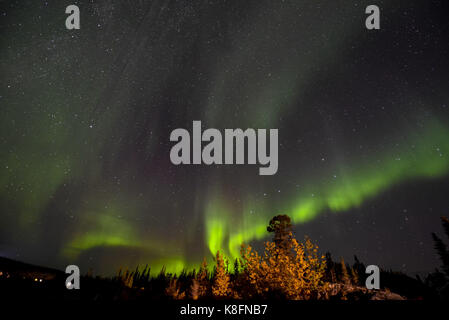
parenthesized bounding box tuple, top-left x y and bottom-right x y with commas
(62, 121, 449, 273)
(206, 121, 449, 261)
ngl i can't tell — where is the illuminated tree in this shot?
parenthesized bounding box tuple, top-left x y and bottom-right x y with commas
(340, 257, 350, 285)
(212, 250, 230, 297)
(351, 267, 359, 285)
(241, 218, 327, 299)
(165, 278, 185, 299)
(195, 258, 210, 298)
(190, 279, 199, 300)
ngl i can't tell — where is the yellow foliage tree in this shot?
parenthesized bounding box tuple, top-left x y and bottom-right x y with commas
(240, 233, 326, 299)
(212, 250, 230, 298)
(195, 258, 210, 298)
(340, 257, 350, 285)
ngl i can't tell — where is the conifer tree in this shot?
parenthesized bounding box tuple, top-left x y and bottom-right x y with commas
(195, 258, 210, 297)
(432, 217, 449, 277)
(212, 251, 230, 297)
(325, 252, 337, 283)
(267, 214, 293, 253)
(233, 258, 241, 274)
(351, 267, 359, 286)
(340, 257, 350, 285)
(190, 279, 199, 300)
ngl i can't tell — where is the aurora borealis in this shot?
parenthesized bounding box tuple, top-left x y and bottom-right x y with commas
(1, 0, 449, 276)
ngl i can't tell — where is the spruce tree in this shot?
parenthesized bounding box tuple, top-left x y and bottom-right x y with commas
(340, 257, 350, 285)
(212, 251, 230, 297)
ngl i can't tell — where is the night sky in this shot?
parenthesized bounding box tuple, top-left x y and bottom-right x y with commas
(1, 0, 449, 276)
